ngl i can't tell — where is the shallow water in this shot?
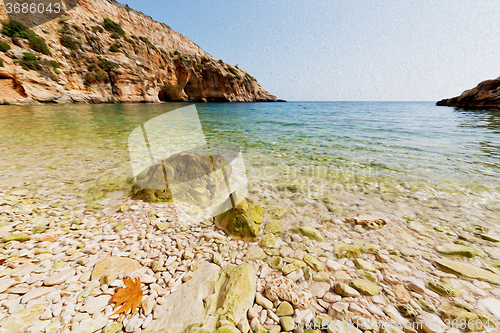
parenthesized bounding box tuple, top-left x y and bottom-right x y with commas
(0, 101, 499, 232)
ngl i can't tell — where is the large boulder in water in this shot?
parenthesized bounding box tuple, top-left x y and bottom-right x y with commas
(214, 191, 263, 240)
(132, 152, 231, 204)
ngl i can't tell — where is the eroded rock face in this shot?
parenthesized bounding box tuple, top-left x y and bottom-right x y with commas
(437, 76, 500, 108)
(0, 0, 277, 104)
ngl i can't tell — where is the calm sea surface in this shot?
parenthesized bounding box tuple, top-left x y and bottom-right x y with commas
(0, 102, 499, 230)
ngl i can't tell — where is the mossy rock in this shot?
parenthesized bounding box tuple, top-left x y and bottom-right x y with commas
(214, 192, 263, 240)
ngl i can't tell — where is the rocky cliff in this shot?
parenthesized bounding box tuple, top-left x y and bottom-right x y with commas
(437, 76, 500, 109)
(0, 0, 277, 104)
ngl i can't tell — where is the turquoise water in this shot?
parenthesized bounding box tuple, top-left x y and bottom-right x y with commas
(0, 102, 499, 229)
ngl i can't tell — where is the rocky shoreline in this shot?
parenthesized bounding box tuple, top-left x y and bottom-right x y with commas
(1, 183, 500, 333)
(437, 77, 500, 109)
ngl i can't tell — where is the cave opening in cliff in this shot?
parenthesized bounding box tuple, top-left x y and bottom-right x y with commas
(158, 85, 177, 102)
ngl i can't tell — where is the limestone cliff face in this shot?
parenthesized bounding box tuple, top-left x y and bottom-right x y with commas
(0, 0, 277, 103)
(437, 76, 500, 109)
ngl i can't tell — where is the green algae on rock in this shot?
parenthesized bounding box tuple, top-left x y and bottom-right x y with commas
(214, 192, 263, 240)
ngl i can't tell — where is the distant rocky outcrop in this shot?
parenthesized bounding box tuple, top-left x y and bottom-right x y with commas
(0, 0, 277, 104)
(437, 76, 500, 108)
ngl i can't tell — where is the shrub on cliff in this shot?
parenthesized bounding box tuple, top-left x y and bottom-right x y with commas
(1, 20, 50, 55)
(109, 43, 121, 52)
(0, 41, 10, 52)
(60, 35, 80, 50)
(103, 18, 125, 36)
(0, 57, 3, 67)
(1, 20, 28, 36)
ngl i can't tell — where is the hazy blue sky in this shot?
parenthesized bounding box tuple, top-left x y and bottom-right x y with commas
(119, 0, 500, 101)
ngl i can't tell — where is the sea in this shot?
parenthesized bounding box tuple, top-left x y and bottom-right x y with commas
(0, 101, 499, 233)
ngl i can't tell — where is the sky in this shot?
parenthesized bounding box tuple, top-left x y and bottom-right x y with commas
(118, 0, 500, 101)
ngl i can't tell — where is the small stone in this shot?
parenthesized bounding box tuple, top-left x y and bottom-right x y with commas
(155, 222, 169, 231)
(102, 322, 123, 333)
(259, 234, 277, 248)
(276, 301, 294, 316)
(265, 276, 313, 309)
(397, 304, 419, 318)
(248, 247, 267, 261)
(264, 220, 284, 236)
(31, 226, 47, 234)
(435, 243, 484, 258)
(334, 283, 360, 297)
(125, 314, 143, 332)
(256, 293, 273, 310)
(281, 261, 305, 275)
(309, 282, 330, 298)
(353, 259, 375, 272)
(280, 316, 296, 332)
(407, 278, 426, 295)
(81, 295, 111, 315)
(415, 313, 447, 333)
(433, 258, 500, 285)
(323, 292, 341, 303)
(1, 233, 30, 242)
(303, 255, 324, 271)
(296, 226, 323, 241)
(312, 271, 329, 282)
(44, 269, 76, 286)
(349, 279, 382, 296)
(268, 256, 283, 270)
(426, 280, 460, 296)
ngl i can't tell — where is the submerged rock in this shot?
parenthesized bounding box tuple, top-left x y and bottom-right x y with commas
(133, 152, 231, 204)
(214, 192, 264, 240)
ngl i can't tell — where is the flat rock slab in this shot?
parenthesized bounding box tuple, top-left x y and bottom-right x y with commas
(91, 256, 141, 280)
(0, 302, 46, 333)
(433, 258, 500, 285)
(143, 262, 221, 333)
